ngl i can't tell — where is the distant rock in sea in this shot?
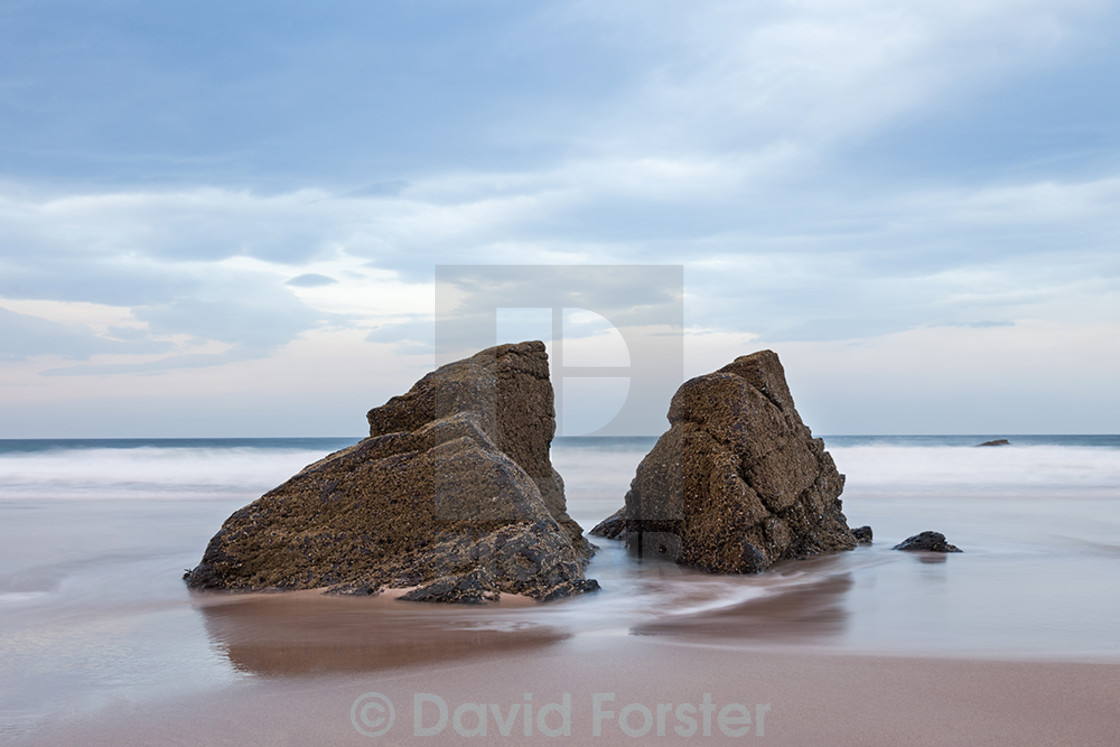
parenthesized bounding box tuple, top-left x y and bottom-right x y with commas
(590, 349, 857, 573)
(976, 439, 1011, 447)
(184, 341, 598, 602)
(852, 525, 873, 545)
(892, 531, 962, 553)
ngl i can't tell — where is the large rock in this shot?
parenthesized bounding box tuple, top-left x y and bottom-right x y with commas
(590, 350, 856, 572)
(184, 341, 597, 602)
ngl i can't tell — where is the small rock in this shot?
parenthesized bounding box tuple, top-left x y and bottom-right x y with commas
(400, 569, 500, 604)
(893, 531, 962, 553)
(588, 507, 628, 540)
(540, 578, 602, 602)
(976, 439, 1010, 447)
(852, 525, 873, 545)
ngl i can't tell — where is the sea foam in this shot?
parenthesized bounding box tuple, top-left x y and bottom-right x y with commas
(829, 443, 1120, 496)
(0, 445, 341, 500)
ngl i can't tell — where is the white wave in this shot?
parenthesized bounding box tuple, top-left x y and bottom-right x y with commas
(555, 440, 1120, 498)
(550, 446, 645, 494)
(0, 446, 334, 500)
(829, 444, 1120, 494)
(3, 441, 1116, 503)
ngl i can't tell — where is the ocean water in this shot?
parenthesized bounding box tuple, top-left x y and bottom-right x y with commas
(1, 435, 1119, 737)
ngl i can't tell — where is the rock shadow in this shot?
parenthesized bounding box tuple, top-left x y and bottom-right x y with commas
(194, 592, 567, 677)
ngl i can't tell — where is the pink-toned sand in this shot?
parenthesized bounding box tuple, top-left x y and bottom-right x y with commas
(22, 631, 1120, 746)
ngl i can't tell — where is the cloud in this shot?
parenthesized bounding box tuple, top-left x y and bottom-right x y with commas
(545, 0, 1104, 159)
(285, 273, 338, 288)
(1, 0, 1118, 434)
(36, 279, 330, 376)
(3, 161, 1117, 358)
(337, 181, 410, 199)
(364, 318, 434, 355)
(136, 296, 313, 352)
(43, 351, 259, 377)
(0, 305, 172, 361)
(3, 0, 1107, 193)
(770, 318, 1120, 433)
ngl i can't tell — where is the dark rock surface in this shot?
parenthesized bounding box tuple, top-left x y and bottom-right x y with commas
(184, 341, 596, 602)
(399, 569, 501, 605)
(590, 349, 856, 573)
(976, 439, 1011, 447)
(892, 531, 962, 553)
(852, 525, 873, 545)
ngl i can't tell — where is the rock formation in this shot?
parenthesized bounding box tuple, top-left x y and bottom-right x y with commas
(852, 525, 873, 545)
(892, 531, 962, 553)
(591, 350, 856, 573)
(976, 439, 1011, 447)
(184, 341, 598, 602)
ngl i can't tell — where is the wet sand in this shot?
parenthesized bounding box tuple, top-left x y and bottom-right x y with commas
(6, 435, 1120, 744)
(20, 633, 1120, 746)
(8, 536, 1120, 744)
(633, 573, 855, 640)
(194, 589, 561, 676)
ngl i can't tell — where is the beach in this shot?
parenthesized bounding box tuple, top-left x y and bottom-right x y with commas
(2, 436, 1119, 744)
(18, 637, 1120, 745)
(6, 0, 1120, 742)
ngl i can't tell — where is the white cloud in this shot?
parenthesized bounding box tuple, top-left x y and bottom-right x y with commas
(0, 0, 1117, 434)
(945, 177, 1120, 225)
(771, 318, 1120, 433)
(0, 328, 435, 438)
(555, 0, 1102, 158)
(3, 160, 1118, 360)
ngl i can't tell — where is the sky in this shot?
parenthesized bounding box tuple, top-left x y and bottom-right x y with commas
(1, 0, 1118, 437)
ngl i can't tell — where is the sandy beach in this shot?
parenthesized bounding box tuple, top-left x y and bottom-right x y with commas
(19, 630, 1120, 746)
(5, 0, 1120, 740)
(15, 572, 1120, 746)
(4, 437, 1120, 745)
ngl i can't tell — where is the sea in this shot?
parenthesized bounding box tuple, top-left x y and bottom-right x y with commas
(1, 435, 1119, 738)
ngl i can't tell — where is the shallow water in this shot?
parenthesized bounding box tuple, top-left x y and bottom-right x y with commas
(1, 435, 1118, 737)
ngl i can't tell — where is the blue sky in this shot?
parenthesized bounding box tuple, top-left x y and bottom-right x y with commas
(1, 0, 1118, 437)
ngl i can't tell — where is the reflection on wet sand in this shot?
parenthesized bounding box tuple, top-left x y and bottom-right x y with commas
(632, 573, 854, 640)
(195, 591, 567, 676)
